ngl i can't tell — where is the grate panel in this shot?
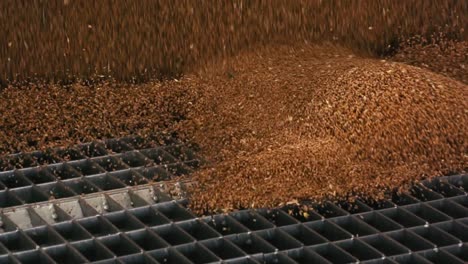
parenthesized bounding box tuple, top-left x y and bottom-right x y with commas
(177, 219, 221, 240)
(0, 136, 200, 211)
(175, 242, 220, 264)
(118, 253, 159, 264)
(200, 238, 247, 260)
(285, 248, 332, 264)
(0, 179, 462, 264)
(226, 232, 276, 255)
(148, 248, 192, 264)
(0, 138, 467, 263)
(335, 239, 383, 261)
(360, 234, 409, 257)
(230, 210, 275, 231)
(280, 224, 328, 246)
(444, 244, 468, 262)
(304, 220, 353, 241)
(44, 244, 88, 264)
(98, 234, 141, 257)
(254, 228, 303, 250)
(71, 239, 115, 262)
(309, 243, 358, 263)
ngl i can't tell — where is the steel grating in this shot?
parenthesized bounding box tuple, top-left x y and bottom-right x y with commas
(0, 136, 200, 208)
(0, 138, 467, 263)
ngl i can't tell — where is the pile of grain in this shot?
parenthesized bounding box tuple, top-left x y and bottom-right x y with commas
(0, 82, 194, 154)
(392, 32, 468, 84)
(1, 43, 466, 214)
(176, 44, 467, 214)
(1, 42, 466, 214)
(0, 0, 466, 214)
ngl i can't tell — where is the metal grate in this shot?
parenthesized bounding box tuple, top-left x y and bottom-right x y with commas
(0, 136, 201, 211)
(0, 139, 467, 263)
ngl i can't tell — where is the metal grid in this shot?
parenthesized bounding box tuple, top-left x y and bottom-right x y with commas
(0, 136, 201, 211)
(0, 176, 465, 264)
(0, 139, 467, 263)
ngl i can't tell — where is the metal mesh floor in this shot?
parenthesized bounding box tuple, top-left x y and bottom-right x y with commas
(0, 136, 200, 210)
(0, 138, 467, 264)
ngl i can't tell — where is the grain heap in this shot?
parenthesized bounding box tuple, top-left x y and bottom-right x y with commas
(0, 1, 466, 215)
(392, 32, 468, 84)
(0, 82, 193, 154)
(178, 44, 468, 214)
(0, 42, 466, 214)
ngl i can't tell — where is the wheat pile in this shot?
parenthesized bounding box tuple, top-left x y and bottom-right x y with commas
(176, 44, 467, 213)
(0, 1, 466, 214)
